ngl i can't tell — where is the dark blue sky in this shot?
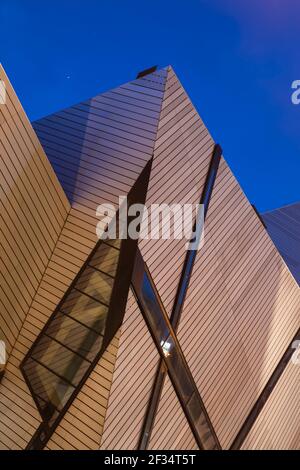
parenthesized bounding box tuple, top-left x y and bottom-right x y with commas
(1, 0, 299, 211)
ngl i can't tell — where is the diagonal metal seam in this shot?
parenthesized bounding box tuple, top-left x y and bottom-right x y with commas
(131, 249, 221, 450)
(230, 326, 300, 450)
(137, 144, 222, 450)
(21, 159, 153, 450)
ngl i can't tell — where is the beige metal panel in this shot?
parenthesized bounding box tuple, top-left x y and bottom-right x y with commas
(100, 291, 159, 450)
(0, 207, 120, 449)
(242, 361, 300, 450)
(176, 157, 300, 449)
(0, 64, 69, 359)
(148, 374, 198, 450)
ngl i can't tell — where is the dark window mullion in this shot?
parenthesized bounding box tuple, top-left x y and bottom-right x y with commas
(34, 391, 60, 411)
(59, 310, 105, 336)
(89, 265, 116, 280)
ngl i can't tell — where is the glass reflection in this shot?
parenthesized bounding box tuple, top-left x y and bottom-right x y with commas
(21, 241, 120, 421)
(132, 258, 219, 450)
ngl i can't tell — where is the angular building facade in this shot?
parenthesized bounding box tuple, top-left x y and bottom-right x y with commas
(0, 64, 299, 450)
(262, 203, 300, 286)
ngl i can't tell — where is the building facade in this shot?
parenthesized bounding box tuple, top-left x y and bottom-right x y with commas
(0, 64, 299, 450)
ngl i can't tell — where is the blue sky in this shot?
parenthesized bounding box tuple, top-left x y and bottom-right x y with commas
(1, 0, 299, 212)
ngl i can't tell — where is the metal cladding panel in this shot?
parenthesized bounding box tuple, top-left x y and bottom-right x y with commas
(0, 64, 69, 360)
(100, 67, 216, 449)
(176, 157, 300, 449)
(241, 360, 300, 450)
(263, 202, 300, 286)
(0, 207, 120, 449)
(100, 290, 159, 450)
(45, 334, 121, 450)
(43, 72, 167, 450)
(139, 67, 214, 317)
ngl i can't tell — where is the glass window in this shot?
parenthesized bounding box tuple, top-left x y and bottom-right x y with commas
(21, 239, 121, 422)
